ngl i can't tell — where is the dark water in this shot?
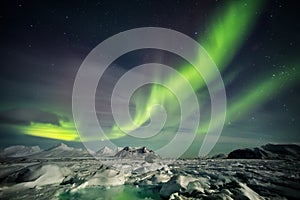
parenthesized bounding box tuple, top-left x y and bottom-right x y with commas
(59, 185, 162, 200)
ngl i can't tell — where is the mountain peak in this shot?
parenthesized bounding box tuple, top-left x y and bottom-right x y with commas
(96, 146, 114, 156)
(115, 146, 157, 159)
(48, 143, 73, 151)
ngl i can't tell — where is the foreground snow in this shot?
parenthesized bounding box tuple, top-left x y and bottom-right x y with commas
(0, 143, 299, 199)
(0, 157, 299, 200)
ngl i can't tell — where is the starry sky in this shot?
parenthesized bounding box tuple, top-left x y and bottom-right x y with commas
(0, 0, 299, 157)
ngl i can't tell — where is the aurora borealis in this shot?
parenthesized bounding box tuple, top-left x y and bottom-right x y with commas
(111, 0, 265, 137)
(0, 0, 299, 156)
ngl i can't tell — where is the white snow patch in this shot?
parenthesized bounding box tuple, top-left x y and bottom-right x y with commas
(23, 164, 72, 188)
(80, 168, 125, 188)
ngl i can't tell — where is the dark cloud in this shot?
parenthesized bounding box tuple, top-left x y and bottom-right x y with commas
(0, 108, 63, 126)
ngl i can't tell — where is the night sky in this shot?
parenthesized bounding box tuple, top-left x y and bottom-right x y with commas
(0, 0, 299, 157)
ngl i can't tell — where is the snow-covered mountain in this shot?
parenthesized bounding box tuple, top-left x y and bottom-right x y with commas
(114, 146, 158, 159)
(0, 144, 159, 159)
(0, 145, 41, 157)
(94, 146, 158, 158)
(29, 143, 91, 158)
(95, 146, 115, 157)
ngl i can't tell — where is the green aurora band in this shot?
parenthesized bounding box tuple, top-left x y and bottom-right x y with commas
(110, 0, 265, 137)
(197, 65, 300, 134)
(7, 0, 299, 146)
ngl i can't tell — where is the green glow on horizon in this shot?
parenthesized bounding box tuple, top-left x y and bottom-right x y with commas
(17, 120, 79, 141)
